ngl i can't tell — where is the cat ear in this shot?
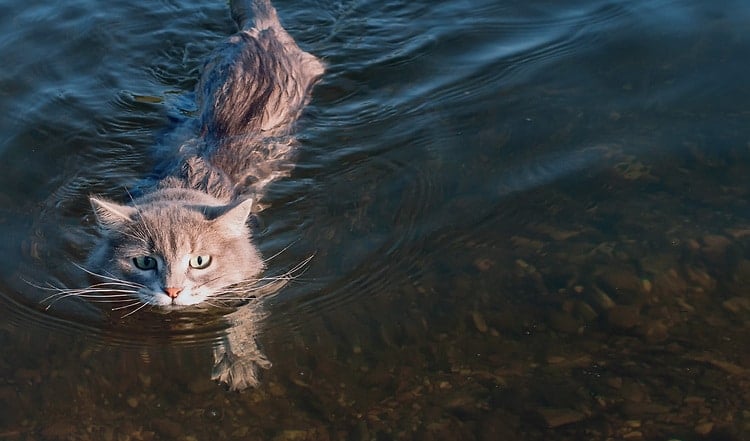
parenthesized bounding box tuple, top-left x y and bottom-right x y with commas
(90, 197, 137, 229)
(210, 198, 254, 236)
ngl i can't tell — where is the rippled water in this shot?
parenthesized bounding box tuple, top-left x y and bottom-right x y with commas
(2, 0, 750, 439)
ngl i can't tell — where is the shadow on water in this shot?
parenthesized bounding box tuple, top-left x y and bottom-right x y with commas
(2, 0, 750, 439)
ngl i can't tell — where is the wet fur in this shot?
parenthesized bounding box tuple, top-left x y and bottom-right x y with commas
(84, 0, 323, 389)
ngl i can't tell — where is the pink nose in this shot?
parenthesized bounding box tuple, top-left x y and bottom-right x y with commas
(164, 287, 182, 299)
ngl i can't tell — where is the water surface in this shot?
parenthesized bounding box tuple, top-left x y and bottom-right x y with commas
(2, 0, 750, 439)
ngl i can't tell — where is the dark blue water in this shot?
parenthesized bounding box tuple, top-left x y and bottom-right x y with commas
(2, 0, 750, 439)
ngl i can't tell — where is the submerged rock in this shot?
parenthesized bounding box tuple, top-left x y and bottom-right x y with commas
(701, 234, 732, 263)
(472, 311, 489, 333)
(532, 407, 588, 428)
(606, 306, 641, 330)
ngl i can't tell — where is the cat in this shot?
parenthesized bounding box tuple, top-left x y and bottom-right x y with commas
(82, 0, 324, 389)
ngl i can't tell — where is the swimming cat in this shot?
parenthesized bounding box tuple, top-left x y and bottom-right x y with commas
(83, 0, 323, 389)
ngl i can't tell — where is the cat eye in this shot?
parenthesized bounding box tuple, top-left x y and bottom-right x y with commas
(189, 255, 212, 269)
(133, 255, 157, 270)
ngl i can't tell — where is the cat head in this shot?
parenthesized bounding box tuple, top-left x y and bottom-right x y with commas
(87, 194, 263, 308)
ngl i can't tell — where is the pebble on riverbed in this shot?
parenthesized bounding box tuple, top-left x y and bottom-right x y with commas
(606, 305, 641, 329)
(531, 408, 588, 428)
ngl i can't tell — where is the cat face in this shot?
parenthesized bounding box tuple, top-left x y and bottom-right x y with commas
(87, 194, 263, 307)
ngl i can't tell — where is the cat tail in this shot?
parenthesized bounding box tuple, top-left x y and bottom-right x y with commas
(204, 0, 324, 139)
(230, 0, 281, 32)
(228, 0, 324, 92)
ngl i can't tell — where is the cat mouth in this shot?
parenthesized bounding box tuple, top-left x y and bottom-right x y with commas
(139, 288, 205, 307)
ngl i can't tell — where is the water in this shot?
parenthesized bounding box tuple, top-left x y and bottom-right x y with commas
(1, 0, 750, 439)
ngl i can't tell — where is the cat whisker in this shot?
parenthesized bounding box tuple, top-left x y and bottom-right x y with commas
(43, 289, 137, 298)
(253, 275, 302, 284)
(45, 290, 137, 301)
(262, 239, 300, 265)
(39, 284, 140, 295)
(120, 300, 151, 318)
(32, 284, 138, 310)
(213, 285, 267, 302)
(275, 253, 314, 276)
(21, 277, 64, 292)
(22, 273, 141, 309)
(86, 283, 144, 292)
(209, 296, 258, 302)
(211, 254, 314, 304)
(44, 296, 134, 310)
(111, 300, 144, 312)
(41, 287, 138, 309)
(251, 265, 312, 286)
(204, 299, 234, 309)
(71, 262, 146, 288)
(256, 253, 314, 282)
(78, 296, 136, 301)
(30, 280, 141, 293)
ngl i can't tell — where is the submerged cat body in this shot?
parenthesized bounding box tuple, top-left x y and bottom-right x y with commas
(84, 0, 323, 388)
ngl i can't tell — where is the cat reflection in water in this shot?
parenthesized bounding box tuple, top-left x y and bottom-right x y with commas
(56, 0, 323, 390)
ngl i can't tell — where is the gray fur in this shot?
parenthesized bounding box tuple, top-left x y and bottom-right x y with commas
(84, 0, 323, 389)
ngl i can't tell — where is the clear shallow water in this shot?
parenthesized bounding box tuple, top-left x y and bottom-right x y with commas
(2, 0, 750, 439)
